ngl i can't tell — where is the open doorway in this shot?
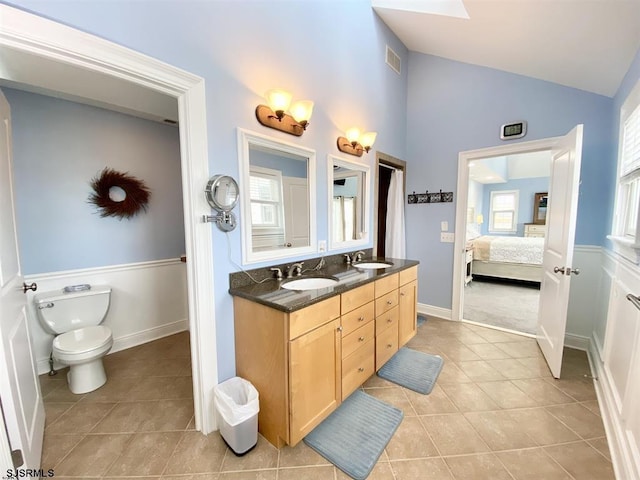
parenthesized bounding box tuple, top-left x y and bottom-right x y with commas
(0, 10, 218, 465)
(462, 151, 550, 334)
(375, 152, 406, 257)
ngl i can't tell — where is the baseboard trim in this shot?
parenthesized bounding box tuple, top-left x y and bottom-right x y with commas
(36, 318, 189, 375)
(564, 333, 590, 351)
(418, 303, 452, 321)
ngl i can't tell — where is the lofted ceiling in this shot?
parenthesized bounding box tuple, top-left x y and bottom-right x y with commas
(373, 0, 640, 97)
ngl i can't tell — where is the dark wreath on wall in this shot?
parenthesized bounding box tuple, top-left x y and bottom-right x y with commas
(88, 167, 151, 219)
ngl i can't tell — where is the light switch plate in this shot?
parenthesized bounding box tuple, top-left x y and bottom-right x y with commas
(441, 221, 448, 231)
(318, 240, 327, 252)
(440, 232, 455, 243)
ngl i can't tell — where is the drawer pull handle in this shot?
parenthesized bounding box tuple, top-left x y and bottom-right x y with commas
(358, 316, 365, 322)
(387, 318, 392, 323)
(387, 300, 393, 305)
(337, 326, 343, 332)
(358, 367, 364, 372)
(400, 292, 405, 296)
(358, 336, 365, 342)
(387, 343, 393, 348)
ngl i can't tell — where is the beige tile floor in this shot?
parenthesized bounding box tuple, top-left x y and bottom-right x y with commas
(40, 317, 615, 479)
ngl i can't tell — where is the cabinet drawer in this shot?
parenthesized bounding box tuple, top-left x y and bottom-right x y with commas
(375, 273, 399, 297)
(341, 282, 375, 314)
(375, 305, 399, 333)
(376, 323, 399, 370)
(399, 266, 417, 286)
(375, 290, 398, 316)
(342, 321, 375, 359)
(289, 296, 341, 340)
(341, 301, 375, 337)
(342, 338, 375, 400)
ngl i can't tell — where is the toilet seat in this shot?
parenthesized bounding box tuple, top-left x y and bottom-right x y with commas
(53, 325, 112, 354)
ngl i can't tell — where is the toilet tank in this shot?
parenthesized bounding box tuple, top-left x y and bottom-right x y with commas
(34, 286, 111, 335)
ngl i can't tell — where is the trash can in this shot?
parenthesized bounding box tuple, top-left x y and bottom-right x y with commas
(213, 376, 259, 455)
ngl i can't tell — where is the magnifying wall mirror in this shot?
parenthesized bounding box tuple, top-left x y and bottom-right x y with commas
(237, 129, 317, 264)
(328, 155, 370, 250)
(204, 175, 239, 231)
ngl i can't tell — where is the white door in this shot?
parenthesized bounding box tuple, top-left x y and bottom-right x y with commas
(283, 177, 309, 248)
(0, 90, 45, 470)
(537, 124, 583, 378)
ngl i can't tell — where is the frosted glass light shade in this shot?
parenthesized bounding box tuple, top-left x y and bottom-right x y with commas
(360, 131, 377, 149)
(289, 100, 314, 123)
(345, 128, 361, 144)
(265, 89, 292, 112)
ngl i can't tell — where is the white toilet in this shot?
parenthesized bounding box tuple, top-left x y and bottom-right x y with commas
(35, 285, 113, 394)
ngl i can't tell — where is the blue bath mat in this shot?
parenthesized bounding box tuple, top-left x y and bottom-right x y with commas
(304, 390, 403, 480)
(377, 347, 444, 394)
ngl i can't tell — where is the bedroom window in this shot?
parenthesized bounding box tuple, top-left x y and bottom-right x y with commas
(610, 78, 640, 262)
(489, 190, 519, 233)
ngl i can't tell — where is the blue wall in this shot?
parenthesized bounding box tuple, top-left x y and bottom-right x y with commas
(5, 88, 185, 275)
(405, 53, 615, 310)
(481, 177, 550, 236)
(250, 149, 307, 178)
(4, 1, 409, 381)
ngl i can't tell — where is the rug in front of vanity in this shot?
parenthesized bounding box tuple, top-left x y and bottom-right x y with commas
(377, 347, 444, 394)
(303, 389, 403, 480)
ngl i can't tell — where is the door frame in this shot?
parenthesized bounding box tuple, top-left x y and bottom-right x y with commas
(0, 5, 218, 445)
(374, 151, 406, 257)
(452, 136, 561, 323)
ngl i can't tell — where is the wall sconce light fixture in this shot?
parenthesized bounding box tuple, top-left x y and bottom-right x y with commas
(255, 88, 314, 136)
(337, 128, 377, 157)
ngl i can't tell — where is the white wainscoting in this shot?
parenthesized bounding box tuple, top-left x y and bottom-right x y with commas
(24, 258, 188, 375)
(589, 249, 640, 480)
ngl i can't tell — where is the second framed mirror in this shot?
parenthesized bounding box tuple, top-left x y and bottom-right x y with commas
(328, 155, 371, 250)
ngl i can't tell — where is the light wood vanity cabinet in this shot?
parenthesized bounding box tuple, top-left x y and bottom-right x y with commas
(340, 283, 376, 400)
(234, 295, 342, 448)
(398, 266, 418, 346)
(233, 265, 418, 448)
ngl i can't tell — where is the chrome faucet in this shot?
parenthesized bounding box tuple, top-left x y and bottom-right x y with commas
(270, 267, 283, 280)
(352, 251, 366, 263)
(286, 262, 304, 278)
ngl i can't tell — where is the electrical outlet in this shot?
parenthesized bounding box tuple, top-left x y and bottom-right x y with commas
(318, 240, 327, 252)
(440, 232, 455, 243)
(441, 221, 448, 231)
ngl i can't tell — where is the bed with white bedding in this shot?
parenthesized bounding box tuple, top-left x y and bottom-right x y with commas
(471, 235, 544, 282)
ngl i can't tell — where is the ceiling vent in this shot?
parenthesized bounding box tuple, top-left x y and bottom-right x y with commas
(386, 45, 401, 75)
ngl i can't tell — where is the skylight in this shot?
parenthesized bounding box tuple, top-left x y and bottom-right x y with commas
(371, 0, 469, 19)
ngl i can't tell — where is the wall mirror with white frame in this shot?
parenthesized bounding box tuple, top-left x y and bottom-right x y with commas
(237, 129, 317, 264)
(328, 155, 370, 250)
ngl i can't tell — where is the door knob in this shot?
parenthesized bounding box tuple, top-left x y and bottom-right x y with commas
(22, 282, 37, 293)
(553, 266, 580, 275)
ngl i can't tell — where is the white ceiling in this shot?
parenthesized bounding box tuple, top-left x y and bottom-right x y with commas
(373, 0, 640, 97)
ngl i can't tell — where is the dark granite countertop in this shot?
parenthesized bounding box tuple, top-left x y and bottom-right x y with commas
(228, 256, 419, 313)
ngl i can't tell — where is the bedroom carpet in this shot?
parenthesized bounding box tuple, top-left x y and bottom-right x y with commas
(463, 278, 539, 334)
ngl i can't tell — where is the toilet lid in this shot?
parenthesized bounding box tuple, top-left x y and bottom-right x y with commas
(53, 326, 112, 354)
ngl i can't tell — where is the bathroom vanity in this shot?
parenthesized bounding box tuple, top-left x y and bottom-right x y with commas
(229, 259, 418, 447)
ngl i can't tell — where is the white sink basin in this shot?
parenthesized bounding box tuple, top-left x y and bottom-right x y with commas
(282, 277, 339, 290)
(354, 262, 394, 269)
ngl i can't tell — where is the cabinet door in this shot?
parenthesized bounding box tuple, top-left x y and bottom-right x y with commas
(289, 318, 341, 445)
(398, 280, 417, 346)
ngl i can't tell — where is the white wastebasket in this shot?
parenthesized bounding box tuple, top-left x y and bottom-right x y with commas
(213, 376, 259, 455)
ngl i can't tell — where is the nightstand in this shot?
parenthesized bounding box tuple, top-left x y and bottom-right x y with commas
(524, 223, 546, 238)
(465, 246, 473, 285)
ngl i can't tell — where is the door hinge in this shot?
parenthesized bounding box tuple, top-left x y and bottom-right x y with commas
(11, 448, 23, 468)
